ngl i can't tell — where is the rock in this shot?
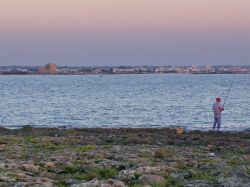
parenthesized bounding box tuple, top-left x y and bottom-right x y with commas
(208, 152, 215, 157)
(116, 164, 127, 171)
(138, 175, 166, 186)
(39, 171, 56, 179)
(14, 182, 27, 187)
(13, 173, 28, 178)
(106, 179, 127, 187)
(137, 166, 155, 174)
(35, 177, 55, 184)
(112, 145, 122, 152)
(22, 125, 32, 130)
(0, 163, 7, 169)
(7, 163, 18, 169)
(218, 177, 250, 187)
(0, 162, 18, 169)
(11, 173, 29, 182)
(100, 160, 128, 171)
(184, 180, 211, 187)
(44, 162, 56, 168)
(136, 165, 170, 175)
(21, 163, 39, 173)
(118, 170, 136, 181)
(65, 179, 81, 185)
(26, 183, 54, 187)
(0, 177, 12, 183)
(70, 179, 127, 187)
(118, 165, 171, 181)
(170, 172, 189, 180)
(70, 180, 101, 187)
(0, 126, 8, 131)
(105, 153, 116, 160)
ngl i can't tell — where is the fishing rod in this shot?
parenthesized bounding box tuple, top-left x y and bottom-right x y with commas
(222, 77, 234, 108)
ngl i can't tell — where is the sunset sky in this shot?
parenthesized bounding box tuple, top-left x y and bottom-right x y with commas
(0, 0, 250, 66)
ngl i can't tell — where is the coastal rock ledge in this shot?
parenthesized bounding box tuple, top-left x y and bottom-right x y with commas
(0, 127, 249, 186)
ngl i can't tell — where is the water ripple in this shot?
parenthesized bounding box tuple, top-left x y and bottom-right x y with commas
(0, 74, 249, 131)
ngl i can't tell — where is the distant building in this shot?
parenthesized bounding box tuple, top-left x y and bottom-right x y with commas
(38, 63, 57, 74)
(46, 63, 57, 74)
(203, 65, 214, 73)
(190, 65, 199, 73)
(112, 68, 135, 73)
(230, 66, 241, 73)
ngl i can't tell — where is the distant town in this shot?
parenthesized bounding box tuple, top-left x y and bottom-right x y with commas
(0, 63, 250, 75)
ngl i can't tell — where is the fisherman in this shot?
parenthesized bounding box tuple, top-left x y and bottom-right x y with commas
(212, 97, 224, 131)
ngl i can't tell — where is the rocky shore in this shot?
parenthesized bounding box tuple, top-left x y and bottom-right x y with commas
(0, 126, 249, 187)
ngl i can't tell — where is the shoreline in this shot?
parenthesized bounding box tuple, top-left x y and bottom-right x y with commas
(0, 72, 250, 76)
(1, 125, 249, 132)
(0, 126, 249, 186)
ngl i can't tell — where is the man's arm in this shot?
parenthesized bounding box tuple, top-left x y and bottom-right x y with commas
(220, 106, 224, 112)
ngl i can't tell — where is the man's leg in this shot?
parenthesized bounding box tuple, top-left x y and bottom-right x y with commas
(217, 116, 222, 131)
(213, 116, 218, 130)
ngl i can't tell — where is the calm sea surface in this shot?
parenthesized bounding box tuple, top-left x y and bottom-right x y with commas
(0, 74, 249, 131)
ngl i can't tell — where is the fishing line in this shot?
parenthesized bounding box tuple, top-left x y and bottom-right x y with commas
(222, 75, 235, 108)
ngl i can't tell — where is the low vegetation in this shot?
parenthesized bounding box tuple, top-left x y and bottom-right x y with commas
(0, 127, 249, 186)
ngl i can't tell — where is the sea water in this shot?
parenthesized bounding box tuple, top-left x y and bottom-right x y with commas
(0, 74, 249, 131)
